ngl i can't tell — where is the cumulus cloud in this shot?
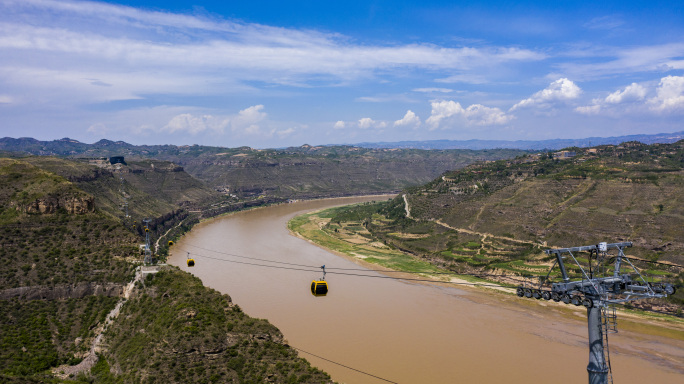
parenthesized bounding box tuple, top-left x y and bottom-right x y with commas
(426, 100, 512, 130)
(394, 110, 421, 128)
(358, 118, 374, 129)
(510, 78, 582, 111)
(232, 105, 267, 132)
(649, 75, 684, 112)
(576, 78, 684, 116)
(333, 120, 345, 130)
(575, 82, 646, 115)
(159, 104, 267, 135)
(358, 117, 386, 129)
(605, 83, 647, 104)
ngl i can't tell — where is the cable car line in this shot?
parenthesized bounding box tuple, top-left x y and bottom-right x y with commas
(179, 241, 534, 284)
(324, 270, 510, 288)
(174, 243, 680, 294)
(176, 247, 510, 289)
(608, 255, 684, 270)
(180, 240, 683, 285)
(290, 346, 399, 384)
(184, 239, 684, 278)
(178, 249, 323, 274)
(182, 241, 508, 274)
(182, 242, 325, 269)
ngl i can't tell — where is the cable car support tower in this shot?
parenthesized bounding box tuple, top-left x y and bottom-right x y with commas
(518, 241, 675, 384)
(143, 218, 154, 265)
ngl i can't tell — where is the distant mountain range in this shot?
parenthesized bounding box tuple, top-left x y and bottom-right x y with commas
(2, 130, 683, 154)
(352, 130, 684, 150)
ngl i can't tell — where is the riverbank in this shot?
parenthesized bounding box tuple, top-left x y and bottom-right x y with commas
(287, 203, 684, 337)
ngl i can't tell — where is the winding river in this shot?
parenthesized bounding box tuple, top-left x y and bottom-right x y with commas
(169, 197, 683, 383)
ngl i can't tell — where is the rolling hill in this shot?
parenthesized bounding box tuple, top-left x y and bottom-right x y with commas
(320, 141, 684, 312)
(0, 156, 332, 383)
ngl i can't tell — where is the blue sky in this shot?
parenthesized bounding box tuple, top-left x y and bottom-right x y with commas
(1, 0, 683, 148)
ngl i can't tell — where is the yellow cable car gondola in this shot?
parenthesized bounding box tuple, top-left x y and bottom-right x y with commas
(311, 280, 328, 296)
(186, 252, 195, 267)
(311, 265, 328, 297)
(168, 240, 174, 246)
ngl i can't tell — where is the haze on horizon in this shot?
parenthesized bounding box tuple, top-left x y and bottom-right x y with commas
(1, 0, 683, 149)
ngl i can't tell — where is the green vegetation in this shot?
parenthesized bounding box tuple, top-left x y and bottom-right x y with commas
(0, 156, 335, 383)
(0, 296, 118, 377)
(103, 269, 331, 384)
(0, 212, 136, 288)
(289, 203, 484, 282)
(291, 142, 684, 314)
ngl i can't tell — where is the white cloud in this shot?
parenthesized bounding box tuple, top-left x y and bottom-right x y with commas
(427, 100, 512, 130)
(426, 101, 464, 129)
(558, 43, 684, 80)
(575, 77, 684, 116)
(244, 124, 262, 135)
(231, 105, 267, 134)
(575, 104, 601, 115)
(605, 83, 646, 104)
(649, 75, 684, 112)
(575, 83, 646, 115)
(464, 104, 514, 125)
(510, 78, 582, 111)
(355, 94, 417, 103)
(435, 74, 489, 84)
(358, 117, 386, 129)
(159, 104, 267, 135)
(276, 127, 295, 138)
(413, 88, 453, 93)
(394, 110, 421, 128)
(0, 94, 12, 104)
(0, 0, 545, 98)
(333, 120, 345, 130)
(358, 117, 374, 129)
(584, 15, 624, 30)
(164, 114, 227, 134)
(356, 97, 384, 103)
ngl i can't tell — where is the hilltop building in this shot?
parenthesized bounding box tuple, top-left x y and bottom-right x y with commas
(554, 151, 576, 159)
(109, 156, 127, 165)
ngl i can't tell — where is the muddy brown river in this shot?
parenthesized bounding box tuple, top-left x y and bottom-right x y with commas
(169, 197, 683, 383)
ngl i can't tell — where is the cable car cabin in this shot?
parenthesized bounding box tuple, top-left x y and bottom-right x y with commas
(311, 280, 328, 297)
(186, 258, 195, 267)
(168, 240, 174, 246)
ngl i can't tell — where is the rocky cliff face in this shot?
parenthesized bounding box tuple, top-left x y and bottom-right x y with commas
(0, 282, 124, 300)
(22, 195, 95, 214)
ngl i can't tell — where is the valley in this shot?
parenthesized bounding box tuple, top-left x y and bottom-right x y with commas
(0, 138, 682, 383)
